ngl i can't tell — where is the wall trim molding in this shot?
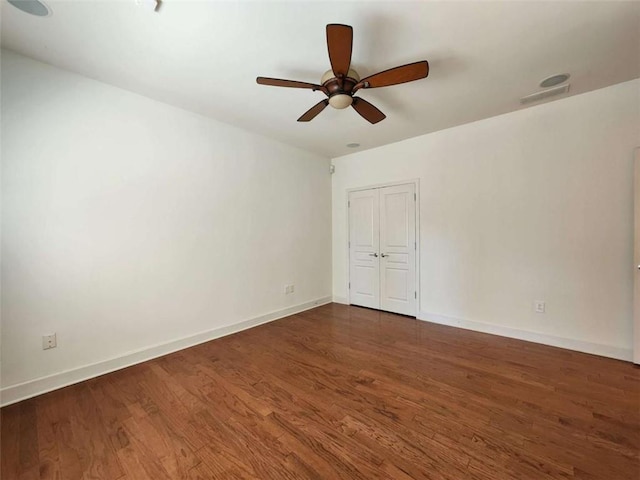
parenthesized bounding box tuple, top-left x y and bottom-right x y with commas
(418, 311, 632, 362)
(332, 295, 349, 305)
(1, 296, 332, 407)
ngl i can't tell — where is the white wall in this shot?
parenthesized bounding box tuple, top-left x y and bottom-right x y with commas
(333, 79, 640, 360)
(1, 51, 332, 403)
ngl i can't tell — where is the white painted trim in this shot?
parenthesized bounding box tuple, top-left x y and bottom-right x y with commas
(418, 311, 632, 362)
(347, 178, 422, 193)
(346, 179, 420, 316)
(1, 296, 332, 407)
(634, 146, 640, 364)
(332, 295, 349, 305)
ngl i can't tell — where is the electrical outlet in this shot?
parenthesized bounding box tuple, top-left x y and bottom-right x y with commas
(290, 284, 295, 293)
(42, 333, 57, 350)
(284, 285, 289, 294)
(534, 301, 546, 314)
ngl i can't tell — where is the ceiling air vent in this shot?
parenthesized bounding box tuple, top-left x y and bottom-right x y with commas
(520, 84, 570, 105)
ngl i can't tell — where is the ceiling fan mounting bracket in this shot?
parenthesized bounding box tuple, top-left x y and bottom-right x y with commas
(352, 81, 370, 94)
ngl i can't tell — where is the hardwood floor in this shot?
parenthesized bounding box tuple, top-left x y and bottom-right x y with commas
(2, 303, 639, 479)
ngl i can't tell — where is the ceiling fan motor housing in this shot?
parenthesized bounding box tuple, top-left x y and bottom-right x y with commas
(322, 69, 360, 109)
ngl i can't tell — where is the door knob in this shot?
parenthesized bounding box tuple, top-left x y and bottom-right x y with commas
(369, 253, 378, 257)
(381, 253, 388, 258)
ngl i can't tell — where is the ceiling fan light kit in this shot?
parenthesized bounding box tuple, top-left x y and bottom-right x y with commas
(329, 94, 353, 109)
(256, 24, 429, 124)
(323, 68, 359, 109)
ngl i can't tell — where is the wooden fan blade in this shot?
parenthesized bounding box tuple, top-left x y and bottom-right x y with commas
(257, 77, 322, 90)
(326, 24, 353, 77)
(297, 99, 329, 122)
(351, 97, 386, 124)
(358, 61, 429, 89)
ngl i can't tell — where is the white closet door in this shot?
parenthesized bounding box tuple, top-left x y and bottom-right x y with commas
(348, 189, 380, 309)
(379, 184, 416, 316)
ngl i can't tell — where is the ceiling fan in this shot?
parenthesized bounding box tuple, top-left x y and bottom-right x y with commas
(256, 24, 429, 124)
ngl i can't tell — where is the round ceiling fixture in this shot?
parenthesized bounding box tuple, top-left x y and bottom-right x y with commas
(346, 143, 360, 148)
(329, 94, 353, 110)
(7, 0, 51, 16)
(539, 73, 570, 88)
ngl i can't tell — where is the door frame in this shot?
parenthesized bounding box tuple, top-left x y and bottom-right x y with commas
(634, 148, 640, 364)
(346, 179, 420, 316)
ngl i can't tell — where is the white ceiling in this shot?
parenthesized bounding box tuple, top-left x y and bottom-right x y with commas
(2, 0, 639, 158)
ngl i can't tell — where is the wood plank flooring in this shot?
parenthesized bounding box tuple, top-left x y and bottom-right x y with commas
(2, 303, 639, 479)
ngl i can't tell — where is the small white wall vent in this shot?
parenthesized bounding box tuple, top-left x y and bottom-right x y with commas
(520, 84, 570, 105)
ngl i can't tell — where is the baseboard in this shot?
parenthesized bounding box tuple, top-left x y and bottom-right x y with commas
(418, 311, 632, 362)
(1, 296, 332, 407)
(332, 295, 349, 305)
